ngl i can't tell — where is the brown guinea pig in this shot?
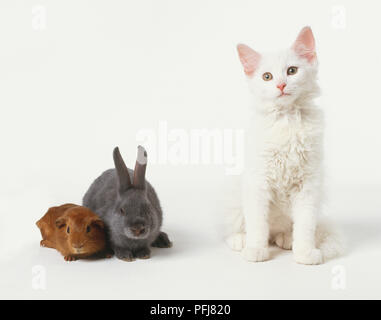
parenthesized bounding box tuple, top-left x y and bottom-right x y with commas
(36, 203, 108, 261)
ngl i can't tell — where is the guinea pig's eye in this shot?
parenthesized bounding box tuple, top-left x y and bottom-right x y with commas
(287, 66, 298, 76)
(86, 226, 91, 233)
(66, 226, 70, 234)
(120, 208, 125, 214)
(262, 72, 273, 81)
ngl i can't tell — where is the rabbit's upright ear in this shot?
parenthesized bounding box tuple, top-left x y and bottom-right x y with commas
(113, 147, 132, 194)
(133, 145, 147, 189)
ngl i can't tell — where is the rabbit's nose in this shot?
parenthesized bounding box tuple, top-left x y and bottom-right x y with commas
(130, 225, 146, 236)
(73, 243, 84, 249)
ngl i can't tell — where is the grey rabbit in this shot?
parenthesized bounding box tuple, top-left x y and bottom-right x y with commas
(83, 146, 172, 261)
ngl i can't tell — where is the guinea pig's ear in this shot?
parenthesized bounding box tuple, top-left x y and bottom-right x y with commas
(90, 217, 105, 230)
(113, 147, 132, 194)
(55, 217, 67, 229)
(133, 145, 147, 189)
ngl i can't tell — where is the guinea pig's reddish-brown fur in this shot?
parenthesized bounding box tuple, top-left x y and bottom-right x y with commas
(36, 204, 108, 261)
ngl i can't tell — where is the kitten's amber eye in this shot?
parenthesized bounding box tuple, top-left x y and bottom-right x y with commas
(67, 227, 70, 234)
(262, 72, 273, 81)
(287, 66, 298, 75)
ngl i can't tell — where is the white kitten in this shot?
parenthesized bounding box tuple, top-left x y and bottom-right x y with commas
(227, 27, 343, 265)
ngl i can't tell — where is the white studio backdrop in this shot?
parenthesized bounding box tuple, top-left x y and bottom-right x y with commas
(0, 0, 380, 299)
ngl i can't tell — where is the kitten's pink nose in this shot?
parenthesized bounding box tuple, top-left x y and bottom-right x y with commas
(277, 83, 286, 92)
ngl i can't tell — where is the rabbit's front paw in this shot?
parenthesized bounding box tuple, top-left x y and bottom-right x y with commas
(134, 247, 151, 260)
(115, 249, 135, 262)
(293, 248, 323, 265)
(242, 247, 269, 262)
(152, 232, 172, 248)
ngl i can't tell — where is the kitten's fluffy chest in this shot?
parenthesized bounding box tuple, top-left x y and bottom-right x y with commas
(255, 109, 322, 200)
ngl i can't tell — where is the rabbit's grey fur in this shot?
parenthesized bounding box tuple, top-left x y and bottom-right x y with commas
(83, 147, 171, 261)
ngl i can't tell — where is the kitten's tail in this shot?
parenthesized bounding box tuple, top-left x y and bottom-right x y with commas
(316, 218, 345, 261)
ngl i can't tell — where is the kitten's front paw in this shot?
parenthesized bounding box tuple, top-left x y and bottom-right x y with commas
(293, 248, 323, 265)
(226, 233, 246, 251)
(242, 247, 269, 262)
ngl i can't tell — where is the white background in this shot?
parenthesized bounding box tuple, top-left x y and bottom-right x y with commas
(1, 0, 380, 299)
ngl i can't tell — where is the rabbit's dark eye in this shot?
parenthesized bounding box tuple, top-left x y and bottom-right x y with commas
(120, 208, 125, 214)
(86, 226, 91, 233)
(67, 226, 70, 234)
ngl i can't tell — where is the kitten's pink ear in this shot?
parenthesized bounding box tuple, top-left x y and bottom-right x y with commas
(292, 26, 316, 63)
(237, 44, 261, 77)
